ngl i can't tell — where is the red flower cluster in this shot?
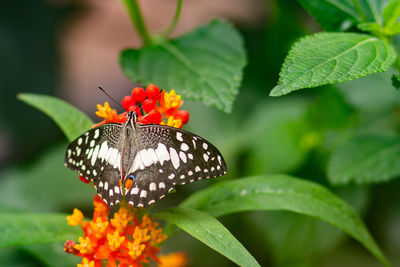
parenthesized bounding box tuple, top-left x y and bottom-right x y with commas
(95, 84, 189, 129)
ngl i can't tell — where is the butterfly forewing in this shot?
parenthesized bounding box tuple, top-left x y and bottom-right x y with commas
(125, 124, 227, 207)
(65, 123, 124, 205)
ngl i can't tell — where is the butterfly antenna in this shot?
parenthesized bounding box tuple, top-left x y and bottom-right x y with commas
(98, 86, 123, 108)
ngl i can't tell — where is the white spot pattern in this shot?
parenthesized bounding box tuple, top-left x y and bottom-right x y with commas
(169, 147, 180, 169)
(176, 132, 183, 141)
(180, 143, 189, 151)
(149, 182, 156, 191)
(179, 151, 187, 163)
(155, 143, 170, 165)
(131, 187, 139, 195)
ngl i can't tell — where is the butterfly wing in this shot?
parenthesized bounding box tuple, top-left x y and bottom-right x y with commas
(65, 123, 124, 206)
(125, 124, 227, 207)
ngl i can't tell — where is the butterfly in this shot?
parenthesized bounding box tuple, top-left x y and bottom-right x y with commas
(65, 111, 227, 207)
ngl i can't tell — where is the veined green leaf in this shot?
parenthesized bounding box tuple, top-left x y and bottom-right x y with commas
(0, 212, 81, 247)
(18, 93, 93, 141)
(120, 20, 246, 113)
(328, 135, 400, 185)
(270, 32, 396, 96)
(298, 0, 361, 30)
(155, 207, 260, 267)
(180, 175, 389, 266)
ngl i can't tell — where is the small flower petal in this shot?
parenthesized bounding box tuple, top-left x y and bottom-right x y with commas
(107, 231, 125, 251)
(77, 257, 95, 267)
(74, 236, 94, 254)
(67, 208, 84, 226)
(128, 241, 146, 259)
(132, 87, 146, 102)
(95, 102, 117, 121)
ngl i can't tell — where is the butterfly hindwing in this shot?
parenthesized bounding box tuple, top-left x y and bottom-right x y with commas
(93, 164, 123, 206)
(125, 124, 227, 207)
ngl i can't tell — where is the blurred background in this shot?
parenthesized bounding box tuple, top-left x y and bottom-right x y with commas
(1, 0, 399, 266)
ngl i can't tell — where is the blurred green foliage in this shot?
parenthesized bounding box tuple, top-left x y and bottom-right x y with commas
(2, 0, 400, 266)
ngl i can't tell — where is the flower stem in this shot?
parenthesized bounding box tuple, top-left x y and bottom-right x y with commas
(121, 0, 153, 45)
(160, 0, 182, 37)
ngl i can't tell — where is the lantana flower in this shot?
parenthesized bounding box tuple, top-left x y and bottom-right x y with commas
(65, 195, 176, 266)
(66, 84, 189, 267)
(95, 84, 189, 129)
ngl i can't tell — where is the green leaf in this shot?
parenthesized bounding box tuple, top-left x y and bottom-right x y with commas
(383, 0, 400, 26)
(23, 243, 80, 267)
(180, 175, 389, 266)
(298, 0, 361, 31)
(0, 212, 81, 247)
(120, 20, 246, 113)
(18, 93, 93, 141)
(0, 247, 39, 267)
(0, 144, 93, 212)
(251, 186, 369, 266)
(386, 22, 400, 34)
(328, 135, 400, 185)
(358, 0, 389, 25)
(357, 22, 385, 34)
(358, 1, 400, 37)
(239, 98, 309, 174)
(270, 32, 396, 97)
(336, 70, 400, 112)
(155, 207, 260, 267)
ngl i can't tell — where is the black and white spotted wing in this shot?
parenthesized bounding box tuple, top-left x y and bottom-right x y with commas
(125, 124, 227, 207)
(65, 111, 227, 207)
(65, 123, 124, 206)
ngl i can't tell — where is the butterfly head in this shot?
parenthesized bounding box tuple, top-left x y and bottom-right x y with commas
(126, 111, 138, 128)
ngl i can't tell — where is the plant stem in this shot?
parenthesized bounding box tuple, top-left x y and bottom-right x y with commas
(161, 0, 183, 37)
(121, 0, 153, 45)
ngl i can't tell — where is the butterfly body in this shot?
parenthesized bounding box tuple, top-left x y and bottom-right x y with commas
(65, 111, 227, 207)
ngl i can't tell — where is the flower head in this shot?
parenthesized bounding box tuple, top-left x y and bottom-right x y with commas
(65, 196, 173, 267)
(162, 89, 183, 109)
(93, 84, 189, 128)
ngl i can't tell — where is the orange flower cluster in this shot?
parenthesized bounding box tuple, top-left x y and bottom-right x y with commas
(65, 195, 172, 267)
(94, 84, 189, 129)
